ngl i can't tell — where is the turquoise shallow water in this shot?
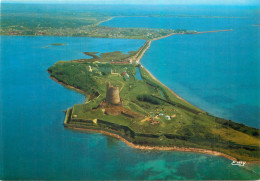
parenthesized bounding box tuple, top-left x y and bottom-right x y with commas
(0, 35, 259, 180)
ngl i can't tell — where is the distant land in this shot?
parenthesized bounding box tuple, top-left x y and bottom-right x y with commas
(0, 11, 187, 39)
(0, 7, 240, 39)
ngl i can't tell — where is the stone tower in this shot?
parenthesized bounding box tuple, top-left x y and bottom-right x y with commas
(106, 82, 120, 104)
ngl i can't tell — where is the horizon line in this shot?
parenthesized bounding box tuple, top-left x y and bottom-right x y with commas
(1, 2, 260, 6)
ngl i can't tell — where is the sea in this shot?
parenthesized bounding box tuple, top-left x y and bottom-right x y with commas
(1, 4, 259, 180)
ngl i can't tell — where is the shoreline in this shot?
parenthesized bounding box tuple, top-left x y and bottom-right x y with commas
(141, 66, 194, 106)
(0, 29, 233, 40)
(95, 17, 115, 26)
(66, 126, 246, 163)
(135, 40, 151, 63)
(66, 126, 260, 164)
(152, 32, 179, 41)
(48, 74, 88, 97)
(50, 50, 259, 164)
(134, 28, 233, 62)
(135, 29, 234, 106)
(135, 33, 197, 106)
(194, 29, 233, 34)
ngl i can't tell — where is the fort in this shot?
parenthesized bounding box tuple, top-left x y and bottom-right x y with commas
(48, 43, 260, 162)
(106, 82, 121, 104)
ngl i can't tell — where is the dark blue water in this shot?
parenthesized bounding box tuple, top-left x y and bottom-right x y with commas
(141, 31, 259, 127)
(1, 35, 259, 180)
(1, 4, 260, 180)
(102, 10, 260, 128)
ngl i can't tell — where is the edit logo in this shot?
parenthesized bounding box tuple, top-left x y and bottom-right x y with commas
(231, 161, 246, 166)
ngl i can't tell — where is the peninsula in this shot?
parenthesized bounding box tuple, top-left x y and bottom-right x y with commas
(48, 32, 260, 162)
(0, 10, 194, 39)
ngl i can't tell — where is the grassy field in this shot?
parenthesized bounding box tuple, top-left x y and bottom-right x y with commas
(48, 50, 260, 161)
(81, 51, 138, 62)
(51, 43, 67, 46)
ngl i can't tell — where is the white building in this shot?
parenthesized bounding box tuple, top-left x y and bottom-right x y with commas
(87, 65, 92, 72)
(165, 115, 171, 120)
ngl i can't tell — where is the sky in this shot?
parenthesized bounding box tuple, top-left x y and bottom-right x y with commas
(2, 0, 260, 5)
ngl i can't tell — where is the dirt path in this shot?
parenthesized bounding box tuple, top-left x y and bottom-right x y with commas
(194, 29, 233, 34)
(94, 17, 114, 26)
(152, 32, 179, 41)
(134, 40, 152, 63)
(115, 80, 125, 92)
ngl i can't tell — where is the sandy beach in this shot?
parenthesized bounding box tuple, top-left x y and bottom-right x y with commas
(194, 29, 233, 34)
(152, 32, 179, 41)
(135, 40, 151, 63)
(95, 17, 115, 26)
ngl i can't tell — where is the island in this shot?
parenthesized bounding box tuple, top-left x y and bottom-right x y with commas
(5, 7, 257, 163)
(48, 37, 260, 162)
(51, 43, 67, 46)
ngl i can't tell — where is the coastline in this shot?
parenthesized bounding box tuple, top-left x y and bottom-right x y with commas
(48, 74, 88, 98)
(135, 40, 151, 63)
(194, 29, 233, 34)
(134, 29, 234, 106)
(67, 126, 240, 162)
(152, 32, 178, 41)
(51, 46, 259, 163)
(66, 126, 260, 164)
(134, 33, 180, 64)
(95, 17, 115, 26)
(48, 29, 260, 163)
(134, 33, 197, 107)
(141, 66, 193, 106)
